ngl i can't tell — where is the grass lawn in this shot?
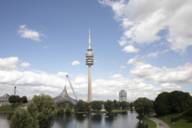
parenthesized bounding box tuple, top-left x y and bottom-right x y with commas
(144, 117, 156, 128)
(160, 114, 192, 128)
(112, 109, 127, 113)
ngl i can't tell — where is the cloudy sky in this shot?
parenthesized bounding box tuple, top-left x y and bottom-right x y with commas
(0, 0, 192, 101)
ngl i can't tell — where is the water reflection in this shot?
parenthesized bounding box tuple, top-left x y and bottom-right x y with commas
(0, 115, 9, 128)
(0, 111, 139, 128)
(52, 111, 138, 128)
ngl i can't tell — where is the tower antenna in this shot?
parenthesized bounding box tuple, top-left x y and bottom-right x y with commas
(14, 86, 16, 96)
(88, 29, 92, 49)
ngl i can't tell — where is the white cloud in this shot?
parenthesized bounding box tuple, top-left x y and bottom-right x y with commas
(20, 62, 30, 68)
(127, 57, 142, 65)
(18, 25, 41, 42)
(100, 0, 192, 51)
(71, 60, 80, 66)
(130, 62, 192, 85)
(122, 45, 139, 53)
(0, 57, 19, 70)
(57, 72, 68, 77)
(0, 56, 191, 101)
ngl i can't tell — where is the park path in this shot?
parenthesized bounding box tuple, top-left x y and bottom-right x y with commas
(150, 117, 170, 128)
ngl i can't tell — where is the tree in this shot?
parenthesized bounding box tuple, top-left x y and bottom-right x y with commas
(9, 95, 28, 104)
(134, 98, 154, 116)
(75, 100, 89, 113)
(120, 101, 129, 110)
(170, 91, 192, 113)
(20, 96, 28, 103)
(91, 101, 103, 112)
(104, 100, 114, 113)
(10, 109, 38, 128)
(9, 95, 20, 104)
(154, 92, 171, 116)
(28, 95, 55, 128)
(113, 100, 120, 109)
(154, 91, 192, 116)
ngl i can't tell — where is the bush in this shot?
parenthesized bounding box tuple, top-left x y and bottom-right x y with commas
(182, 108, 192, 122)
(91, 101, 103, 112)
(65, 107, 72, 116)
(10, 109, 38, 128)
(137, 122, 148, 128)
(55, 107, 64, 117)
(28, 95, 55, 128)
(104, 100, 114, 113)
(75, 100, 89, 113)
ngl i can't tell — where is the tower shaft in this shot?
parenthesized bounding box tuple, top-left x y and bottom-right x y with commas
(88, 66, 92, 102)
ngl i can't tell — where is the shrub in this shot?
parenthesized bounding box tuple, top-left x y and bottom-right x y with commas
(10, 109, 38, 128)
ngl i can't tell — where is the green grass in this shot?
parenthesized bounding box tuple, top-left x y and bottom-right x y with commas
(160, 114, 192, 128)
(112, 109, 127, 113)
(144, 117, 156, 128)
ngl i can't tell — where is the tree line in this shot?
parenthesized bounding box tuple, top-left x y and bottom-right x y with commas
(6, 90, 192, 128)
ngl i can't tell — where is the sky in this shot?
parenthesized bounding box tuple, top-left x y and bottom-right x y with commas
(0, 0, 192, 101)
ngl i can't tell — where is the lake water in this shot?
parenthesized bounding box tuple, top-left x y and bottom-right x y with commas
(0, 111, 139, 128)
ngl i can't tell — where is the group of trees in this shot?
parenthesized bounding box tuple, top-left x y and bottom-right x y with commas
(154, 91, 192, 116)
(133, 91, 192, 117)
(74, 100, 129, 113)
(10, 95, 55, 128)
(9, 95, 28, 104)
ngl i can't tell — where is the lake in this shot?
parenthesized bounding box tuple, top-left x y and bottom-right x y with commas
(0, 111, 139, 128)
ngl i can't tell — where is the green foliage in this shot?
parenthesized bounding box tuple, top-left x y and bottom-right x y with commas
(104, 100, 114, 113)
(65, 107, 72, 116)
(9, 95, 20, 104)
(154, 91, 192, 116)
(0, 104, 14, 114)
(28, 95, 55, 128)
(75, 100, 89, 113)
(120, 101, 129, 110)
(10, 108, 38, 128)
(161, 114, 192, 128)
(130, 102, 134, 111)
(55, 107, 64, 117)
(9, 95, 28, 104)
(154, 92, 172, 116)
(170, 91, 192, 113)
(137, 122, 148, 128)
(182, 108, 192, 122)
(144, 117, 156, 128)
(134, 98, 154, 116)
(113, 100, 121, 109)
(91, 101, 103, 112)
(20, 96, 28, 103)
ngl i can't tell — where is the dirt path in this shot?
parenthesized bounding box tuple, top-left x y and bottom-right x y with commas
(150, 117, 170, 128)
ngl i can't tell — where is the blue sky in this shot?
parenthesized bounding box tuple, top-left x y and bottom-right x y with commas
(0, 0, 191, 100)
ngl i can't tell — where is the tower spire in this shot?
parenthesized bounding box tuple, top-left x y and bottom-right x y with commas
(88, 29, 92, 49)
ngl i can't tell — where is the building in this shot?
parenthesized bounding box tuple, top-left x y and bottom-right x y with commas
(54, 86, 77, 105)
(86, 30, 94, 102)
(0, 94, 10, 106)
(54, 75, 77, 105)
(119, 90, 127, 102)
